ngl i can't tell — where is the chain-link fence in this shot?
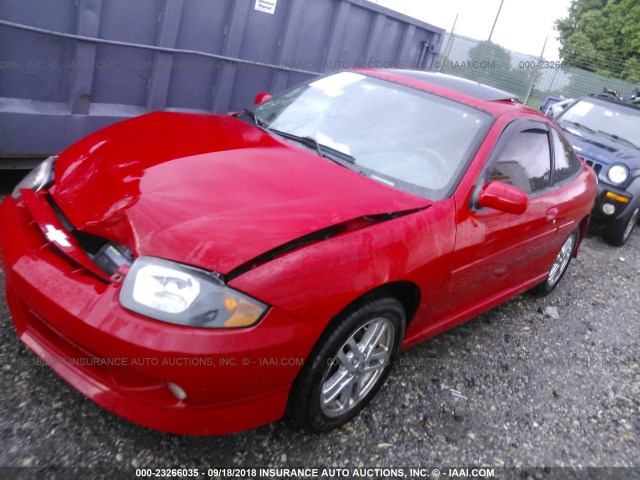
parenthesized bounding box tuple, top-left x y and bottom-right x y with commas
(433, 33, 638, 111)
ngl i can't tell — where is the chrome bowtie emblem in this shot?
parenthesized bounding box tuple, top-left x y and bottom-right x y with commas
(44, 225, 71, 248)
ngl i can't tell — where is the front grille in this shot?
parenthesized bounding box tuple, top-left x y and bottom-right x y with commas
(584, 159, 603, 175)
(47, 194, 133, 276)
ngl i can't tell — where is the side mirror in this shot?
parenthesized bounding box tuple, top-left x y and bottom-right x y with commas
(254, 92, 272, 105)
(478, 181, 529, 214)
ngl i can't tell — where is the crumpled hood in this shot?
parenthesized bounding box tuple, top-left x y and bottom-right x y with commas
(50, 112, 430, 274)
(563, 130, 640, 170)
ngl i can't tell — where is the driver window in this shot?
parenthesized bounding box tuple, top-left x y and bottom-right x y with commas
(489, 129, 552, 194)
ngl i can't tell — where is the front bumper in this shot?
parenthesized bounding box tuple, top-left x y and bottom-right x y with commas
(591, 182, 634, 221)
(0, 195, 326, 435)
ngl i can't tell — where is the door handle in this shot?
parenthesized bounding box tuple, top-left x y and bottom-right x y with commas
(547, 207, 559, 222)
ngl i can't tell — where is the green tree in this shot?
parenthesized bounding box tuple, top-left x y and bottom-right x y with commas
(464, 41, 531, 98)
(468, 41, 512, 72)
(445, 41, 510, 86)
(555, 0, 640, 83)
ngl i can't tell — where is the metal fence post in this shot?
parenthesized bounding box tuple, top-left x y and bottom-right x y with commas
(524, 37, 547, 106)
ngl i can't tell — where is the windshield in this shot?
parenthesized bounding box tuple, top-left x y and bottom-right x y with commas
(558, 99, 640, 149)
(248, 72, 492, 200)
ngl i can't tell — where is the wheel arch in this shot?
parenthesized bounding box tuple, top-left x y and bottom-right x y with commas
(292, 280, 420, 377)
(362, 281, 421, 326)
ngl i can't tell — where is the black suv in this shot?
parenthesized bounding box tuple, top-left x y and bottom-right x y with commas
(551, 92, 640, 246)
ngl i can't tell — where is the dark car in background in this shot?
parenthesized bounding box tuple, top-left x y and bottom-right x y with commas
(552, 92, 640, 245)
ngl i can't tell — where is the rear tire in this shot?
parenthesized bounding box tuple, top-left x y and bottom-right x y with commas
(603, 206, 640, 247)
(533, 228, 579, 297)
(288, 297, 405, 432)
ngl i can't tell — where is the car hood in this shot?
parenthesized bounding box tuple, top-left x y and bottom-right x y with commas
(562, 129, 640, 170)
(50, 112, 430, 274)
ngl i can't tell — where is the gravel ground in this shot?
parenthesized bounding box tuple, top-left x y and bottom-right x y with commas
(0, 173, 638, 476)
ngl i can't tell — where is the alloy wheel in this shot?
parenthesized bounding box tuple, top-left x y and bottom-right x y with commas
(548, 233, 576, 288)
(320, 317, 394, 417)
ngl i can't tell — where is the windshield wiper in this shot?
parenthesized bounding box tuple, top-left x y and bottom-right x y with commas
(597, 131, 639, 150)
(270, 129, 356, 164)
(241, 108, 268, 131)
(561, 120, 596, 135)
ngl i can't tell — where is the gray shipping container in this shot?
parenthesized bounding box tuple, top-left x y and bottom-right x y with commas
(0, 0, 444, 163)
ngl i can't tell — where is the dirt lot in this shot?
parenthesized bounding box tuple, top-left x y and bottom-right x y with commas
(0, 173, 638, 478)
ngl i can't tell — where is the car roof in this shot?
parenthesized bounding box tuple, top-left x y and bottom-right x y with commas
(585, 93, 640, 112)
(388, 69, 519, 102)
(357, 69, 539, 118)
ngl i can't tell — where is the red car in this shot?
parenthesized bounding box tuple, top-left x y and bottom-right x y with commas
(0, 70, 597, 435)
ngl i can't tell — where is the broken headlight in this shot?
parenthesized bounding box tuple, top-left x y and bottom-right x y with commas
(12, 156, 57, 199)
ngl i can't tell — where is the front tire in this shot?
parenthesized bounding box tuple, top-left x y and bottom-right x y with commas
(603, 206, 640, 247)
(533, 228, 579, 296)
(288, 297, 405, 432)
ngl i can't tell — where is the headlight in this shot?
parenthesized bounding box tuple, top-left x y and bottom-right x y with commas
(607, 164, 629, 185)
(12, 155, 57, 199)
(120, 257, 268, 328)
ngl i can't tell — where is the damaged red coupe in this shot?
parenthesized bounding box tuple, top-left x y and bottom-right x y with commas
(0, 70, 597, 435)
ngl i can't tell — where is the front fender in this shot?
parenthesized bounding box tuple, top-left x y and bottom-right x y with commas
(228, 200, 456, 326)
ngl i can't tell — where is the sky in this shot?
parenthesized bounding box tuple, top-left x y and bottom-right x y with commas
(367, 0, 573, 60)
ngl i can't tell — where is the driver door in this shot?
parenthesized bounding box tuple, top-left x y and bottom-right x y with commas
(435, 120, 561, 318)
